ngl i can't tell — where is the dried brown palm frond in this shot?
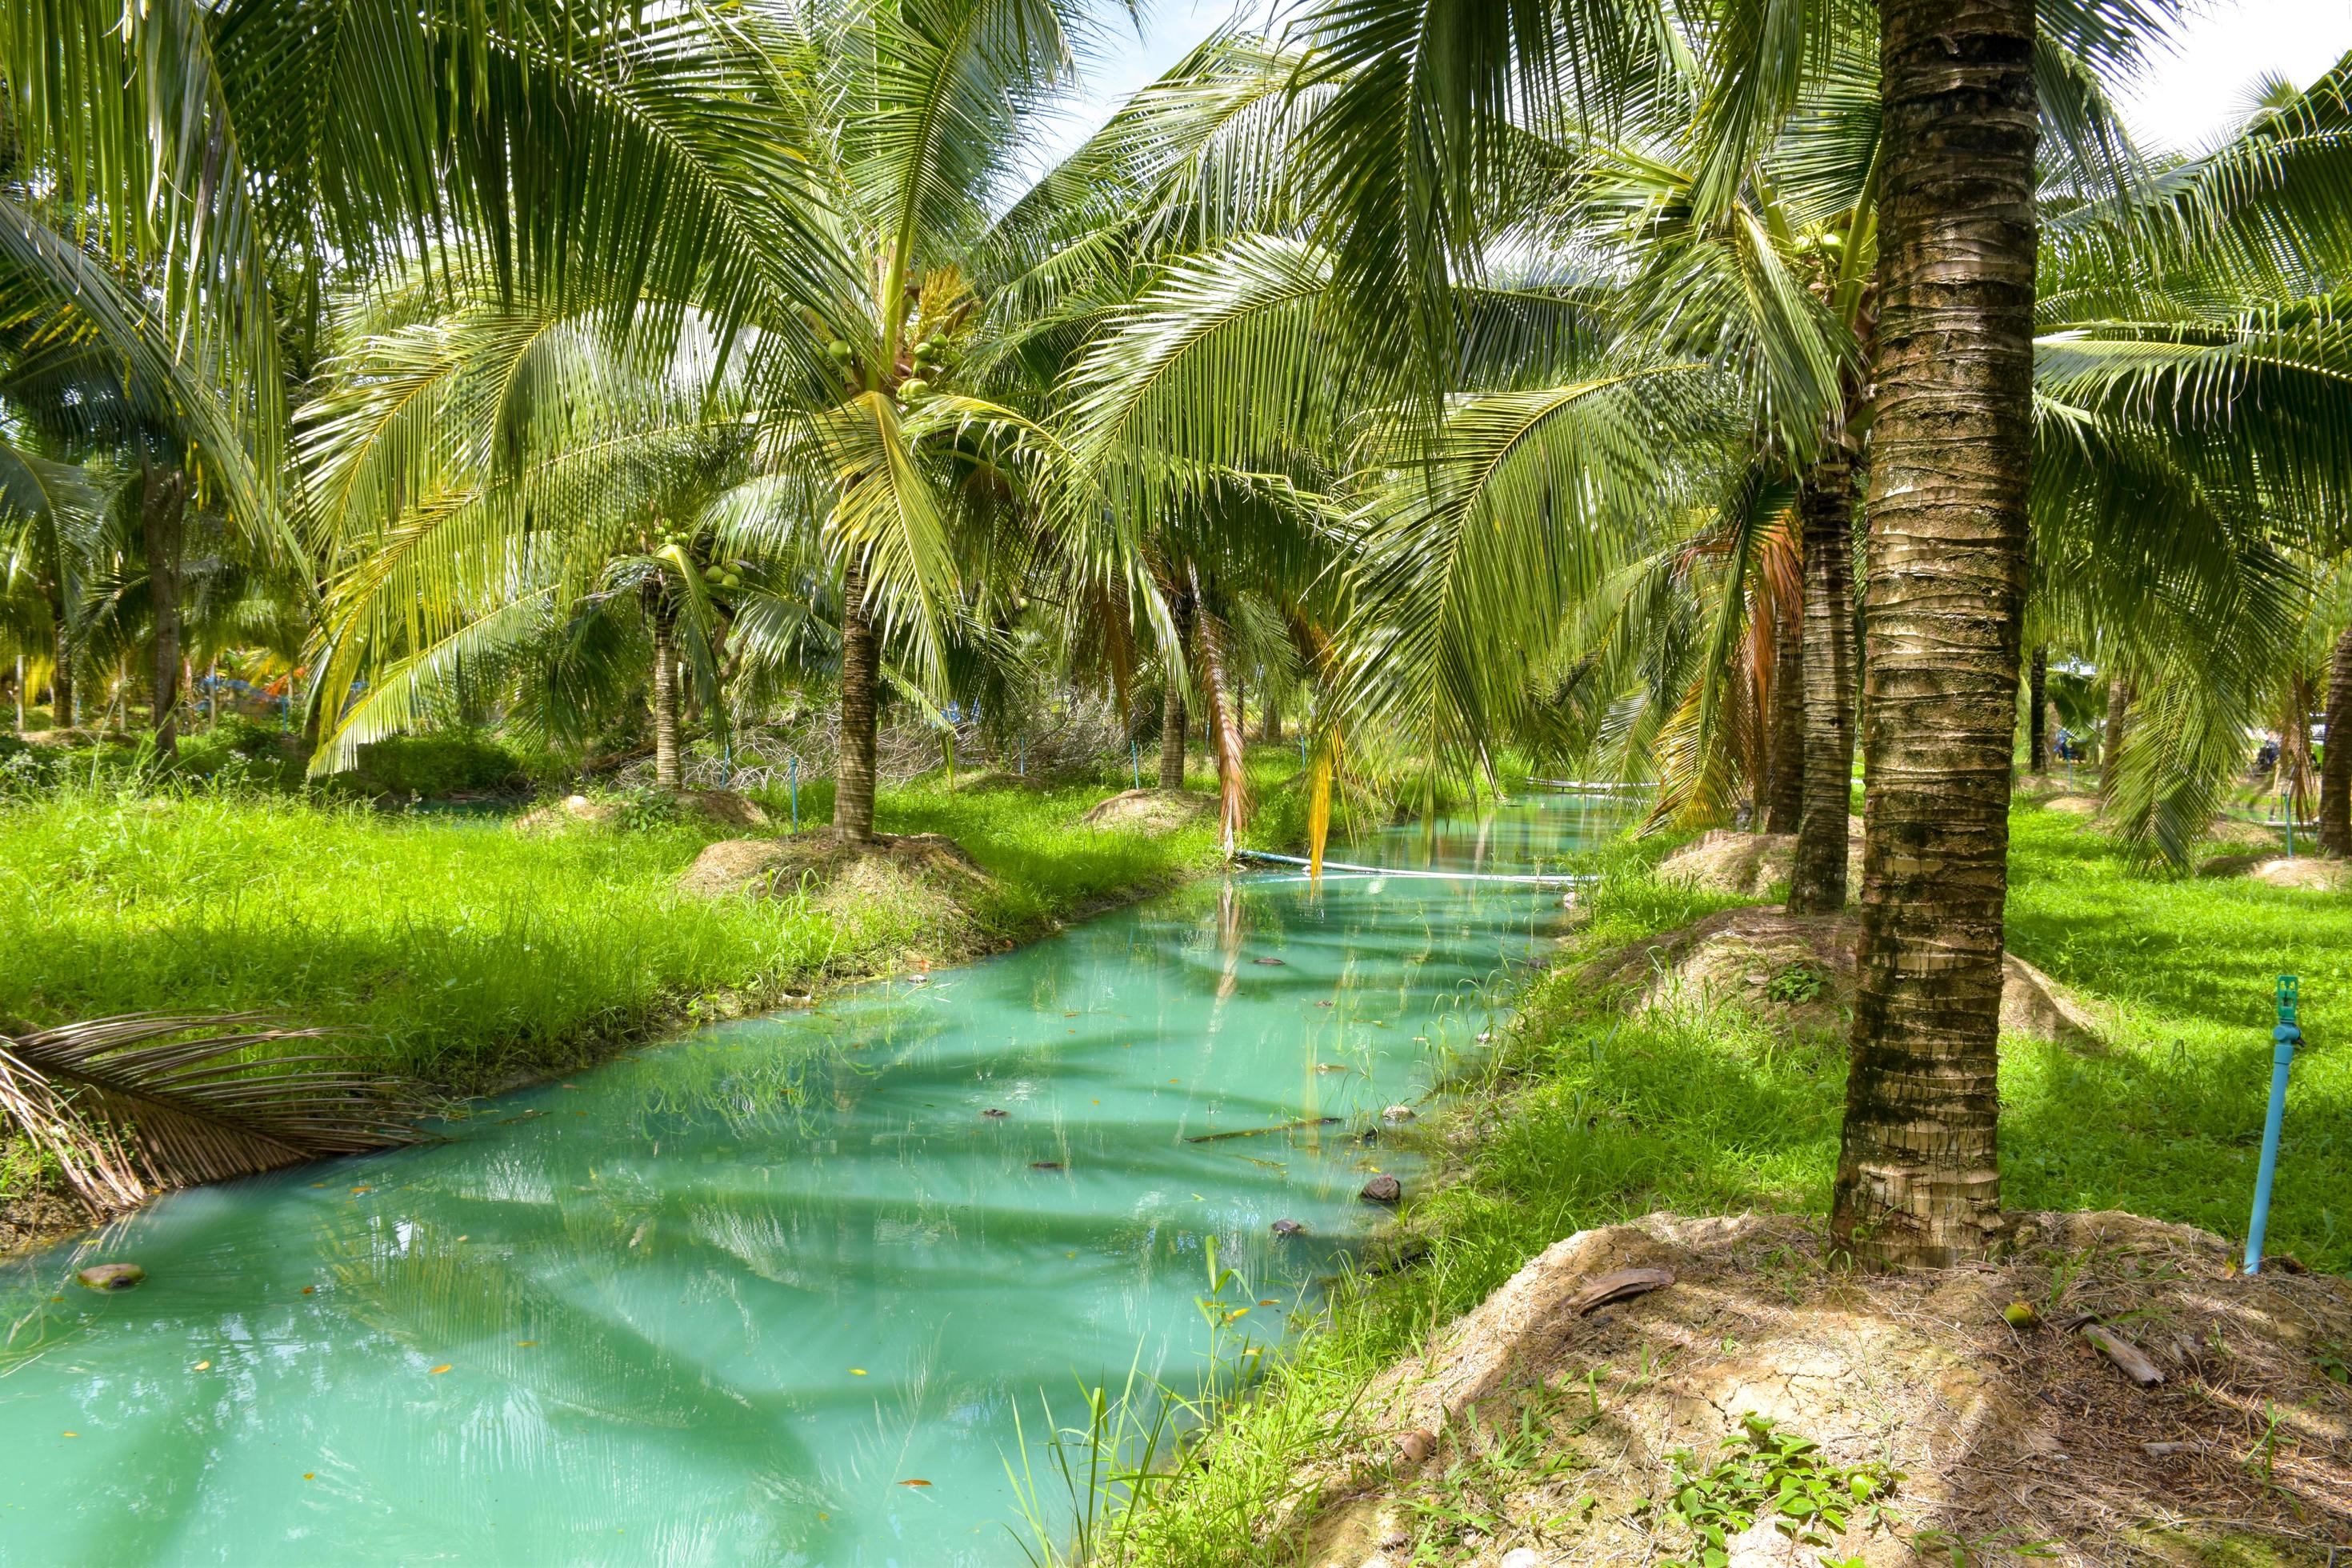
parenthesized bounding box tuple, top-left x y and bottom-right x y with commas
(0, 1014, 425, 1214)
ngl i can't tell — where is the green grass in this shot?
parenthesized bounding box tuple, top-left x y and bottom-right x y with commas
(0, 772, 1222, 1096)
(1099, 802, 2352, 1566)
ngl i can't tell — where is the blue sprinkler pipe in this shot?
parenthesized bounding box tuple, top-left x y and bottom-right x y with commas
(2244, 974, 2302, 1274)
(788, 756, 799, 833)
(1131, 739, 1141, 790)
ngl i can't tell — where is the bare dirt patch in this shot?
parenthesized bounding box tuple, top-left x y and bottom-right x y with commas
(1656, 820, 1862, 898)
(1285, 1211, 2352, 1567)
(1080, 787, 1214, 832)
(1587, 910, 2102, 1046)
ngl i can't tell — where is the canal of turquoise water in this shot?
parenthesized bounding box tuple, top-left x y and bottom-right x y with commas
(1, 795, 1618, 1566)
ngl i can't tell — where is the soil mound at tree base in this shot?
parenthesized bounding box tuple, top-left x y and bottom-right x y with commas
(515, 789, 769, 834)
(1588, 909, 2102, 1046)
(1286, 1210, 2350, 1568)
(2254, 856, 2350, 890)
(1078, 787, 1214, 831)
(676, 832, 992, 930)
(2202, 816, 2285, 850)
(1655, 818, 1862, 898)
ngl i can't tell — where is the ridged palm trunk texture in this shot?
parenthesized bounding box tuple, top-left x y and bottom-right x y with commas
(1788, 459, 1858, 914)
(2322, 626, 2352, 855)
(142, 467, 187, 759)
(834, 558, 879, 842)
(1830, 0, 2037, 1270)
(650, 605, 682, 790)
(1765, 598, 1806, 833)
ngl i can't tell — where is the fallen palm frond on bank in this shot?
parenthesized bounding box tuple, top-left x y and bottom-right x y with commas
(0, 1013, 422, 1212)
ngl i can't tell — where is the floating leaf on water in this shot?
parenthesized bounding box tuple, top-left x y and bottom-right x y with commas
(61, 1431, 77, 1438)
(193, 1360, 210, 1371)
(428, 1364, 452, 1375)
(515, 1341, 537, 1347)
(898, 1478, 932, 1487)
(300, 1286, 315, 1295)
(850, 1368, 867, 1376)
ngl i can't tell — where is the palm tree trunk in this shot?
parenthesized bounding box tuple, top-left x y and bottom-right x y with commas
(1194, 600, 1250, 854)
(1158, 587, 1193, 791)
(650, 604, 682, 790)
(2320, 625, 2352, 855)
(2282, 674, 2317, 829)
(1830, 0, 2037, 1270)
(142, 466, 187, 760)
(49, 620, 72, 729)
(1158, 677, 1188, 790)
(1258, 691, 1282, 744)
(1764, 595, 1805, 832)
(1788, 459, 1858, 914)
(834, 557, 879, 842)
(2101, 677, 2131, 794)
(2027, 646, 2049, 774)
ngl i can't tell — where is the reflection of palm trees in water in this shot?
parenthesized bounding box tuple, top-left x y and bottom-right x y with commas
(316, 1203, 827, 1560)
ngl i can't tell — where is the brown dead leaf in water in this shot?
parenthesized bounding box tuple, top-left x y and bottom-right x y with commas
(898, 1479, 932, 1487)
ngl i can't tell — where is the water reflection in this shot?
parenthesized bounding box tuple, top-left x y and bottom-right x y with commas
(0, 796, 1621, 1566)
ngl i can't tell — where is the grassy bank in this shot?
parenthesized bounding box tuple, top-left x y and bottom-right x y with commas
(1098, 799, 2352, 1566)
(0, 774, 1241, 1097)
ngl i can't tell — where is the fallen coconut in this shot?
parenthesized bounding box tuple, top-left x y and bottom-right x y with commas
(1361, 1174, 1402, 1204)
(1270, 1218, 1306, 1237)
(76, 1263, 145, 1292)
(1381, 1104, 1416, 1122)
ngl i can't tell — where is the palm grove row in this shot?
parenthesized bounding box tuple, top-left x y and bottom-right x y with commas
(4, 0, 2349, 1267)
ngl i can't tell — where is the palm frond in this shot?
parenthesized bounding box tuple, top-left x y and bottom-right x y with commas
(0, 1013, 424, 1214)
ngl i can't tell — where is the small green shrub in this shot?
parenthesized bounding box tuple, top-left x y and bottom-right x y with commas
(1763, 962, 1827, 1005)
(348, 730, 529, 798)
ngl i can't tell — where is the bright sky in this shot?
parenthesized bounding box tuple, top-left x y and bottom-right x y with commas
(2118, 0, 2352, 151)
(1026, 0, 2352, 176)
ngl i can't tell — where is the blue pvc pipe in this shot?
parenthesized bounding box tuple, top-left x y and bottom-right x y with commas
(2244, 974, 2302, 1274)
(1131, 740, 1140, 790)
(789, 756, 799, 833)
